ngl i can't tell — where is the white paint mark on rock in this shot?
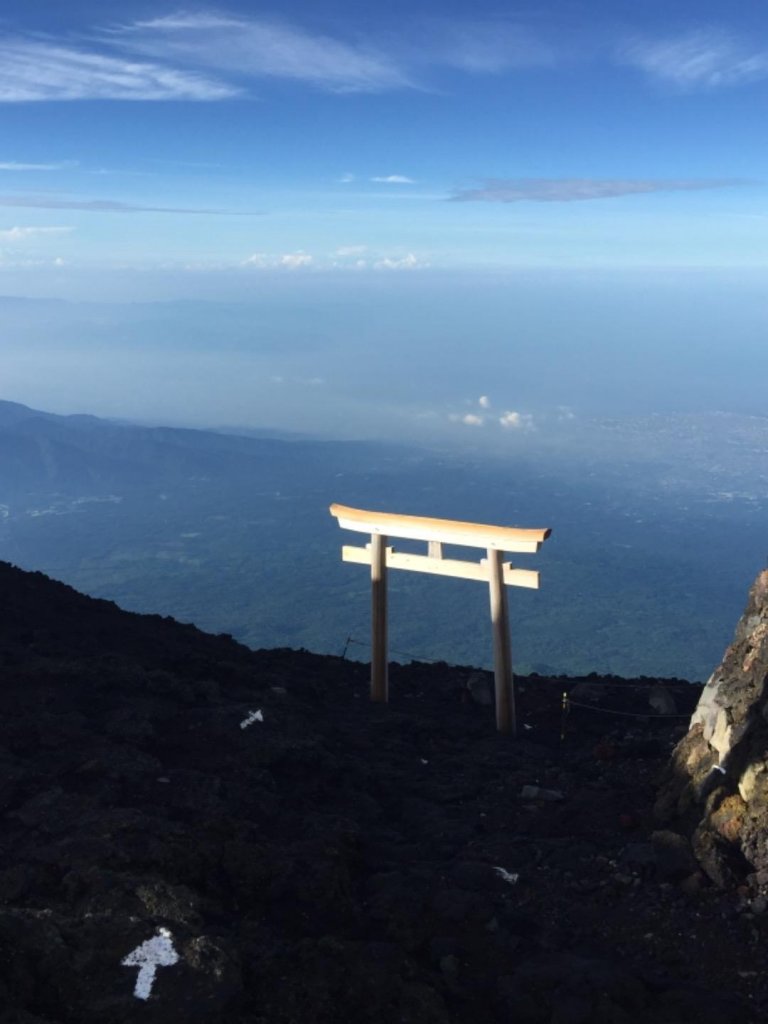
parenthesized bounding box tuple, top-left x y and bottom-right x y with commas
(240, 709, 264, 729)
(121, 927, 180, 1000)
(494, 866, 520, 885)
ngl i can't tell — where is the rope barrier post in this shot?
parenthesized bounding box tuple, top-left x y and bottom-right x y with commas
(370, 533, 388, 702)
(560, 691, 569, 742)
(488, 547, 515, 735)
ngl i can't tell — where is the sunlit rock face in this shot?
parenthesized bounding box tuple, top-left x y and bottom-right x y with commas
(656, 570, 768, 886)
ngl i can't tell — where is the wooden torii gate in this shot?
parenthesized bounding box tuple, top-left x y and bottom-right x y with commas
(330, 503, 551, 734)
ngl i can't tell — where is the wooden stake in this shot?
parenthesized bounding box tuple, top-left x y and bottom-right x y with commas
(487, 548, 515, 735)
(370, 532, 388, 702)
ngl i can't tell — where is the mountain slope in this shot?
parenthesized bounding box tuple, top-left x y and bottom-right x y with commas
(0, 560, 757, 1022)
(0, 398, 403, 492)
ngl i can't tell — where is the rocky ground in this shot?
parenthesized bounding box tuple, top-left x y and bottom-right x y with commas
(0, 560, 764, 1023)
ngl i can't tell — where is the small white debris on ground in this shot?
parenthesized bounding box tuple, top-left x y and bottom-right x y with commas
(240, 710, 264, 729)
(494, 866, 520, 885)
(121, 927, 179, 1000)
(520, 784, 563, 801)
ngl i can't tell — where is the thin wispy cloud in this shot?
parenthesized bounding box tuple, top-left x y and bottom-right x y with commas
(0, 39, 236, 102)
(417, 19, 556, 74)
(0, 254, 67, 268)
(334, 245, 367, 257)
(0, 160, 76, 171)
(110, 13, 412, 94)
(450, 178, 742, 203)
(0, 225, 72, 240)
(620, 30, 768, 89)
(5, 10, 759, 110)
(371, 175, 415, 184)
(0, 195, 250, 214)
(0, 11, 567, 105)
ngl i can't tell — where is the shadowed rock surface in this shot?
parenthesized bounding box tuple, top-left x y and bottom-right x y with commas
(657, 569, 768, 890)
(0, 560, 762, 1022)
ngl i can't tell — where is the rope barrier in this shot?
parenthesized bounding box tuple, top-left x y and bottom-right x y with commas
(342, 636, 695, 742)
(565, 697, 691, 720)
(560, 693, 691, 742)
(341, 636, 440, 664)
(341, 635, 699, 701)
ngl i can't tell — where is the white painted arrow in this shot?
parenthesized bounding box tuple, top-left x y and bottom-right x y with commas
(121, 927, 180, 1000)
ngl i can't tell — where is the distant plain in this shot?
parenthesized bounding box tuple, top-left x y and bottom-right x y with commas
(1, 399, 764, 682)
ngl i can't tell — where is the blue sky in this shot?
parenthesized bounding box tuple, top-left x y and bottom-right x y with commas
(2, 0, 768, 278)
(1, 1, 768, 436)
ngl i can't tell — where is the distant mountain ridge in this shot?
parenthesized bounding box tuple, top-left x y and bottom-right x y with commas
(0, 398, 409, 494)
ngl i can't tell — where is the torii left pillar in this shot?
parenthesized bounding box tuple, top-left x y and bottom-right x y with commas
(370, 532, 388, 702)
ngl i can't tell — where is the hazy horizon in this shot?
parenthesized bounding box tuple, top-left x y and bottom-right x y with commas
(2, 1, 768, 445)
(3, 265, 768, 445)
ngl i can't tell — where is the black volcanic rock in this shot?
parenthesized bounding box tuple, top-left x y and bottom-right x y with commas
(657, 569, 768, 889)
(0, 561, 757, 1021)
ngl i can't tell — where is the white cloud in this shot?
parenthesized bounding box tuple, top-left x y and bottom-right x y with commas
(450, 177, 741, 203)
(334, 245, 367, 257)
(339, 173, 355, 183)
(0, 225, 72, 240)
(371, 175, 415, 184)
(111, 14, 412, 93)
(0, 39, 236, 102)
(242, 251, 314, 269)
(499, 410, 534, 430)
(373, 253, 427, 270)
(279, 251, 313, 269)
(449, 399, 534, 432)
(619, 30, 768, 89)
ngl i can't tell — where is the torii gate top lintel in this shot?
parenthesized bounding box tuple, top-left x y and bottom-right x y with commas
(330, 502, 551, 553)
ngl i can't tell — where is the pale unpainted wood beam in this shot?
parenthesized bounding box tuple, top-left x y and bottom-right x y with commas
(330, 503, 550, 553)
(370, 532, 388, 703)
(341, 544, 540, 589)
(487, 547, 515, 735)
